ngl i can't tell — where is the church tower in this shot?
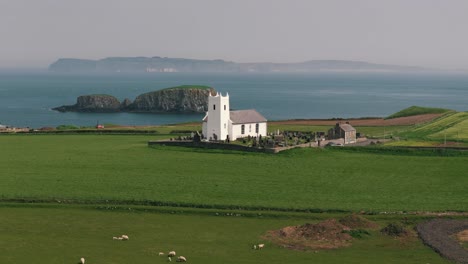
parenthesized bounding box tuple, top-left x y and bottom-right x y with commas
(206, 92, 230, 141)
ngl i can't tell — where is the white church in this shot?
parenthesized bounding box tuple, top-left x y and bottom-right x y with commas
(202, 92, 267, 141)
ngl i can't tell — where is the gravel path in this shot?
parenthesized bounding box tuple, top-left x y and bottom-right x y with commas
(416, 219, 468, 263)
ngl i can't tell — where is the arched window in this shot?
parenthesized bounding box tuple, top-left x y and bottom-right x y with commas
(255, 123, 259, 133)
(241, 125, 245, 134)
(213, 104, 216, 110)
(224, 105, 226, 110)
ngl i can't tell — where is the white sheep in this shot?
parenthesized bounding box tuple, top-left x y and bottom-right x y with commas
(177, 256, 187, 262)
(112, 236, 119, 240)
(168, 256, 172, 262)
(121, 235, 129, 240)
(159, 252, 165, 256)
(258, 244, 265, 249)
(80, 257, 85, 264)
(168, 251, 176, 257)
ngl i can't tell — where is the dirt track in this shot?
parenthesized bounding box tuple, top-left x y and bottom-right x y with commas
(270, 113, 442, 126)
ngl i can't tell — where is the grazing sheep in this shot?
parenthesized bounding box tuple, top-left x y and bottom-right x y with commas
(168, 251, 176, 257)
(168, 256, 172, 262)
(159, 252, 165, 256)
(177, 256, 187, 262)
(112, 236, 119, 240)
(258, 244, 265, 249)
(80, 257, 85, 264)
(121, 235, 129, 240)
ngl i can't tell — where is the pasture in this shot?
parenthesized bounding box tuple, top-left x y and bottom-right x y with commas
(1, 134, 467, 212)
(0, 204, 451, 264)
(401, 112, 468, 142)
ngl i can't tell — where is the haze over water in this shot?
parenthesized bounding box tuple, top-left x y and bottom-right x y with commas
(1, 72, 467, 128)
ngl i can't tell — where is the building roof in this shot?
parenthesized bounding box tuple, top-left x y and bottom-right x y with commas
(230, 109, 267, 124)
(339, 123, 355, 132)
(202, 109, 267, 124)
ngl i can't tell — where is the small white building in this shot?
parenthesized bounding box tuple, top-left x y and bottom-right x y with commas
(202, 92, 267, 141)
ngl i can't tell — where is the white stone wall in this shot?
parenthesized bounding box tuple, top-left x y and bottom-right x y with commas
(230, 122, 267, 140)
(202, 121, 207, 138)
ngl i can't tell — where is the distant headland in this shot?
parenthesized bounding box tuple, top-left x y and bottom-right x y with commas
(48, 56, 430, 73)
(53, 85, 216, 113)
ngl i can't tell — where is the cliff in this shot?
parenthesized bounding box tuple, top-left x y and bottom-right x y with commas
(53, 94, 123, 112)
(52, 85, 216, 113)
(128, 85, 215, 113)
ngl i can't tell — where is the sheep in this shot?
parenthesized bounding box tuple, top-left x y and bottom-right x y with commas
(168, 256, 172, 262)
(121, 235, 129, 240)
(168, 251, 176, 257)
(258, 244, 265, 249)
(159, 252, 165, 256)
(112, 236, 119, 240)
(177, 256, 187, 262)
(253, 244, 257, 250)
(80, 257, 85, 264)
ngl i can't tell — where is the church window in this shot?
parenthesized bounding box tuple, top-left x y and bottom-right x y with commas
(255, 123, 259, 133)
(224, 105, 226, 110)
(241, 125, 245, 134)
(213, 104, 216, 110)
(249, 125, 251, 132)
(224, 123, 226, 129)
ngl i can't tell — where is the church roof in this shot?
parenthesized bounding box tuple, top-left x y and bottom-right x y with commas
(230, 109, 267, 124)
(202, 109, 267, 124)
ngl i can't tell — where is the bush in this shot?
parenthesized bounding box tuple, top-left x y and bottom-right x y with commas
(56, 125, 79, 130)
(381, 223, 408, 237)
(343, 229, 371, 238)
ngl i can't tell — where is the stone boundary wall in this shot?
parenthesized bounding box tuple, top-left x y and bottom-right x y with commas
(148, 140, 277, 153)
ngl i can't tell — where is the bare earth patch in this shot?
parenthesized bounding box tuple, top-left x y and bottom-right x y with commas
(264, 216, 378, 251)
(271, 113, 442, 126)
(457, 230, 468, 242)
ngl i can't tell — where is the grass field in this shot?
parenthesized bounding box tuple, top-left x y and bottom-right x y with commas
(0, 204, 451, 264)
(1, 134, 467, 212)
(398, 112, 468, 143)
(386, 106, 452, 119)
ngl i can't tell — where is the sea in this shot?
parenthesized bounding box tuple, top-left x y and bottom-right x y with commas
(0, 71, 467, 128)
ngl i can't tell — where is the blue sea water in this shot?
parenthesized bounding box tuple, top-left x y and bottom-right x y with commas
(0, 71, 467, 128)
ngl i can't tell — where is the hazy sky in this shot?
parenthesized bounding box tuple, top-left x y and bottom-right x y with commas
(1, 0, 468, 69)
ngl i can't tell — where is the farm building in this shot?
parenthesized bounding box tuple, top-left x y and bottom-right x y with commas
(202, 92, 267, 141)
(328, 122, 356, 144)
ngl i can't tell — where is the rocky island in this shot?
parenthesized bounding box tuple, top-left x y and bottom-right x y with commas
(53, 85, 216, 113)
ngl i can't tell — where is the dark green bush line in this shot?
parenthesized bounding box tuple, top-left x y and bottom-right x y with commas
(31, 130, 160, 134)
(330, 146, 468, 157)
(0, 197, 350, 214)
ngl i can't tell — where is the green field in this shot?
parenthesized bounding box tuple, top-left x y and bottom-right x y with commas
(1, 134, 467, 212)
(386, 106, 452, 119)
(398, 112, 468, 143)
(2, 132, 467, 263)
(0, 204, 451, 264)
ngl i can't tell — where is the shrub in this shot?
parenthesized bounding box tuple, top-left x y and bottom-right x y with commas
(381, 223, 408, 237)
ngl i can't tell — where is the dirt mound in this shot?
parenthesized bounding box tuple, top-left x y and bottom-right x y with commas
(457, 230, 468, 242)
(265, 219, 354, 250)
(339, 215, 379, 229)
